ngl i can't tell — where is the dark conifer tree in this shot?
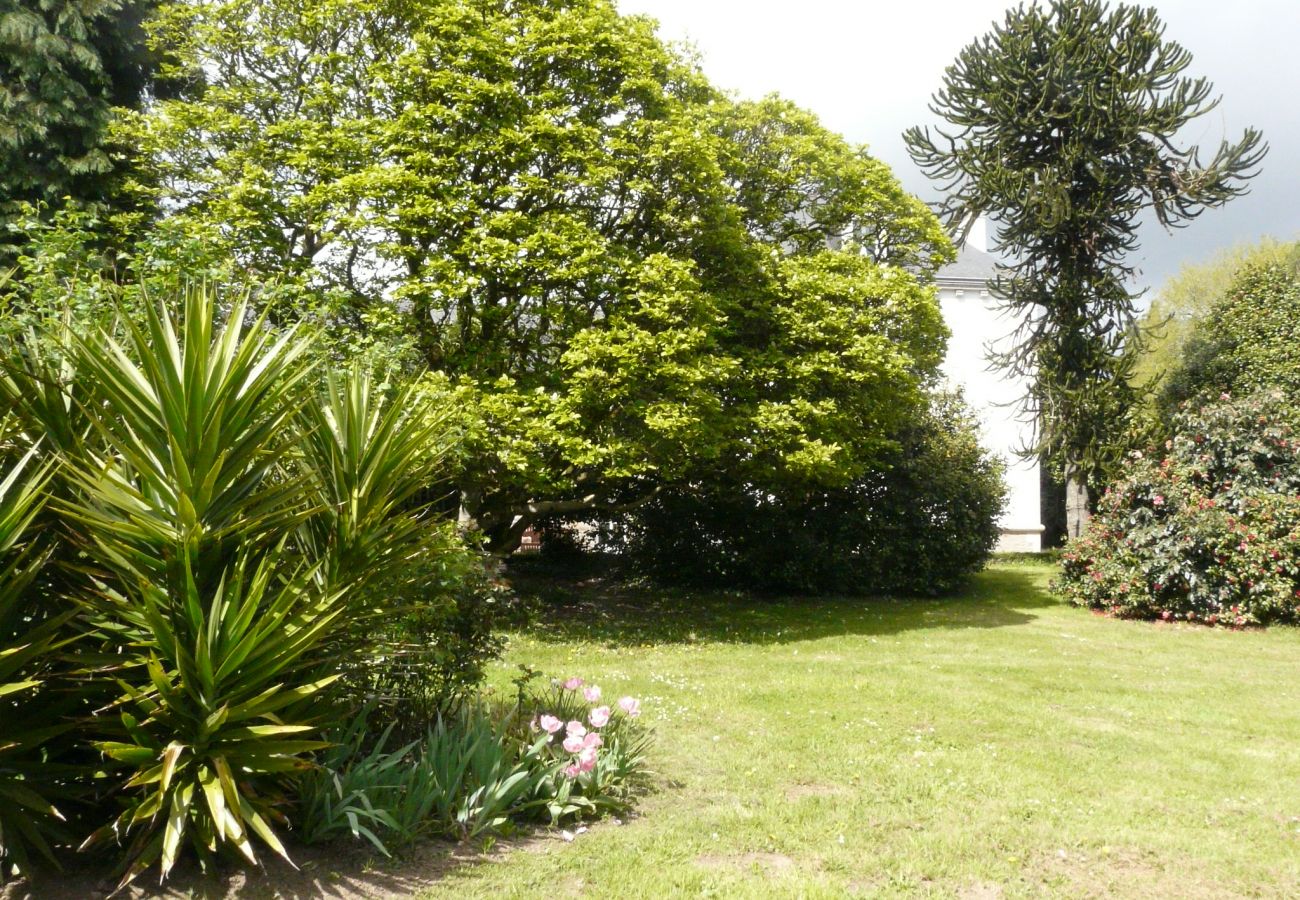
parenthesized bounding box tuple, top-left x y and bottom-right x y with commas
(0, 0, 163, 251)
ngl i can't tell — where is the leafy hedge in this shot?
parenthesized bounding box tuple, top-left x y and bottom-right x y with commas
(618, 392, 1006, 595)
(1058, 393, 1300, 625)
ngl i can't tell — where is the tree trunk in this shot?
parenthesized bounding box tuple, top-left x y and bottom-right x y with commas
(1064, 462, 1090, 540)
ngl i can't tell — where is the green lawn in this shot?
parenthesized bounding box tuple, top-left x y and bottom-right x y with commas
(422, 559, 1300, 898)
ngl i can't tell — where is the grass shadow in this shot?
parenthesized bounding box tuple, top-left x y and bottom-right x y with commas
(3, 833, 542, 900)
(509, 561, 1062, 649)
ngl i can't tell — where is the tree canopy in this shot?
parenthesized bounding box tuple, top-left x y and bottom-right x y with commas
(127, 0, 953, 550)
(904, 0, 1265, 536)
(1133, 237, 1300, 398)
(1159, 259, 1300, 418)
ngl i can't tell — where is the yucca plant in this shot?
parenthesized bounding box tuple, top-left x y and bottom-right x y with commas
(81, 549, 342, 886)
(0, 279, 471, 885)
(0, 441, 75, 878)
(299, 366, 454, 585)
(49, 285, 346, 886)
(62, 284, 318, 591)
(297, 369, 499, 720)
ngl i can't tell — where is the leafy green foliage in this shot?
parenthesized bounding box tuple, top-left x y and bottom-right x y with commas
(905, 0, 1265, 506)
(1058, 393, 1300, 625)
(297, 688, 650, 856)
(1160, 262, 1300, 421)
(340, 529, 511, 724)
(1133, 238, 1300, 399)
(617, 392, 1006, 595)
(1094, 242, 1300, 491)
(133, 0, 953, 550)
(0, 0, 164, 256)
(0, 442, 71, 878)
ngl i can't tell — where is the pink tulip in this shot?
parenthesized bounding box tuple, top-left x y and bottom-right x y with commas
(562, 677, 584, 691)
(617, 696, 641, 717)
(565, 720, 587, 738)
(578, 747, 598, 772)
(583, 732, 603, 750)
(539, 715, 563, 734)
(564, 764, 581, 778)
(583, 685, 602, 703)
(589, 705, 611, 728)
(563, 734, 586, 753)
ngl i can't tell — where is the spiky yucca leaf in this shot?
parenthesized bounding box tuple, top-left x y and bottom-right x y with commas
(82, 548, 343, 888)
(0, 442, 75, 877)
(299, 366, 455, 587)
(61, 284, 319, 588)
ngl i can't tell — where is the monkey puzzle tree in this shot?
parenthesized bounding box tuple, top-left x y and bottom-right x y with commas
(904, 0, 1265, 537)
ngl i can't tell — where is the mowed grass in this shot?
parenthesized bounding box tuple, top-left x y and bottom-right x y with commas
(424, 559, 1300, 898)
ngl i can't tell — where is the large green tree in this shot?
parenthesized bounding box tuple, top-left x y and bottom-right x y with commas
(904, 0, 1265, 537)
(0, 0, 163, 246)
(1133, 237, 1300, 398)
(1160, 259, 1300, 419)
(133, 0, 952, 551)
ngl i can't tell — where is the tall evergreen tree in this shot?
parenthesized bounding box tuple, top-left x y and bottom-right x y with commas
(905, 0, 1265, 538)
(0, 0, 159, 247)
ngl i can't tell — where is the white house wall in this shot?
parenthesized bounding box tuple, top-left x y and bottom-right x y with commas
(936, 283, 1044, 552)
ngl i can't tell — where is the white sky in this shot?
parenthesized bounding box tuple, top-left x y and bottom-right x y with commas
(617, 0, 1300, 296)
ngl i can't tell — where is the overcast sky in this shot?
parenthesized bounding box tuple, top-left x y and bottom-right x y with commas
(617, 0, 1300, 298)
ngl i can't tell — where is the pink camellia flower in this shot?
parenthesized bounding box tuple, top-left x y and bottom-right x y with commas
(539, 715, 563, 735)
(589, 705, 611, 728)
(562, 676, 584, 691)
(564, 764, 581, 778)
(617, 697, 641, 717)
(583, 685, 602, 703)
(566, 720, 587, 739)
(1153, 494, 1164, 506)
(563, 734, 586, 753)
(578, 747, 598, 772)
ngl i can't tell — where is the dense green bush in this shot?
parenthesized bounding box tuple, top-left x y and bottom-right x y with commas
(1058, 393, 1300, 625)
(340, 532, 511, 727)
(618, 392, 1006, 595)
(1133, 238, 1300, 401)
(1159, 261, 1300, 423)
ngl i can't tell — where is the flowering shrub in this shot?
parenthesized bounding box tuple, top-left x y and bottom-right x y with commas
(1058, 392, 1300, 625)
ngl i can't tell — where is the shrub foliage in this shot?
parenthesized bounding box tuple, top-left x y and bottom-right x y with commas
(619, 392, 1006, 595)
(1058, 393, 1300, 625)
(0, 284, 503, 885)
(1160, 262, 1300, 421)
